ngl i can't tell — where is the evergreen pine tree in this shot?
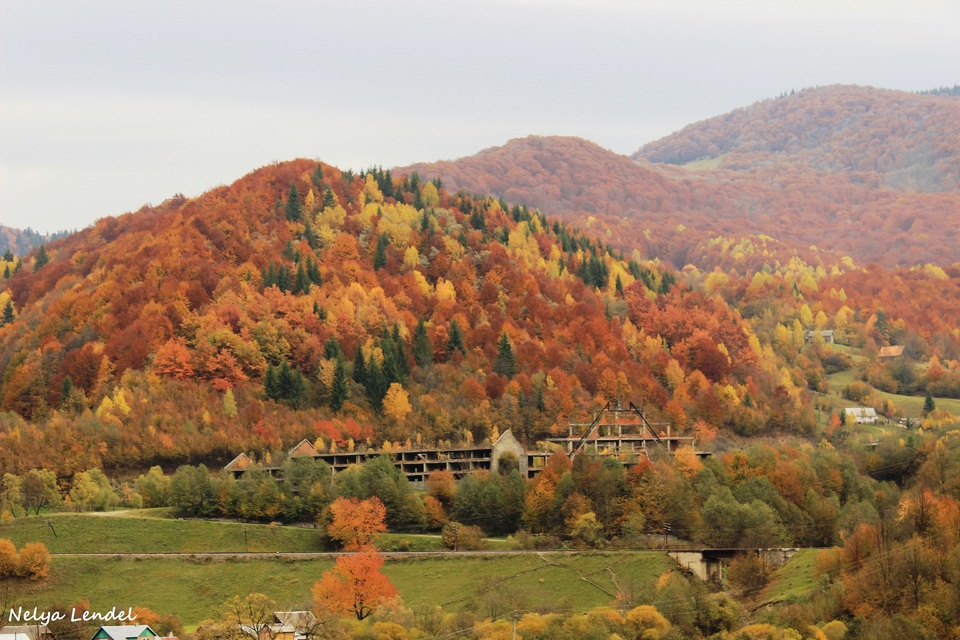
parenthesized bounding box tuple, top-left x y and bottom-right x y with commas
(2, 264, 9, 279)
(304, 220, 319, 249)
(276, 265, 292, 292)
(61, 376, 74, 406)
(373, 235, 389, 271)
(294, 263, 311, 294)
(262, 263, 277, 289)
(264, 364, 280, 400)
(493, 331, 517, 378)
(2, 250, 12, 262)
(313, 301, 326, 320)
(923, 389, 936, 416)
(364, 356, 389, 411)
(324, 337, 342, 361)
(330, 358, 348, 412)
(286, 183, 303, 221)
(352, 346, 366, 384)
(289, 368, 308, 408)
(322, 186, 337, 209)
(615, 274, 624, 296)
(277, 362, 296, 401)
(34, 245, 49, 271)
(413, 317, 433, 368)
(311, 164, 325, 191)
(1, 300, 13, 326)
(306, 256, 322, 285)
(447, 319, 466, 356)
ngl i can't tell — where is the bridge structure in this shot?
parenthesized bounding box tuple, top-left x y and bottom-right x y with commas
(668, 548, 799, 583)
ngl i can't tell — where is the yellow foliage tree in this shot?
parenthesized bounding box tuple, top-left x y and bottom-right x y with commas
(382, 383, 412, 423)
(435, 278, 457, 304)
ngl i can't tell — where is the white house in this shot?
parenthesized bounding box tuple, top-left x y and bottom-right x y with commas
(845, 407, 878, 424)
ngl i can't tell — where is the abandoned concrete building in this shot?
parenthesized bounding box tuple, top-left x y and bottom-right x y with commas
(226, 399, 705, 484)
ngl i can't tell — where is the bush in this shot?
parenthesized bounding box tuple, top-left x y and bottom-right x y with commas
(726, 553, 774, 596)
(842, 381, 872, 403)
(441, 522, 485, 550)
(508, 530, 562, 550)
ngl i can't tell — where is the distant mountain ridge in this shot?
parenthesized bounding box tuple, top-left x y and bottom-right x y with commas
(402, 86, 960, 268)
(635, 85, 960, 192)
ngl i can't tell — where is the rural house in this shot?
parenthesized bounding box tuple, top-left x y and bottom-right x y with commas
(845, 407, 879, 424)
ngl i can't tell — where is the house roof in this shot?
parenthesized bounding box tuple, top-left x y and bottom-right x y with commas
(288, 439, 317, 458)
(92, 627, 158, 640)
(224, 452, 254, 471)
(272, 611, 317, 632)
(845, 407, 877, 417)
(878, 345, 905, 358)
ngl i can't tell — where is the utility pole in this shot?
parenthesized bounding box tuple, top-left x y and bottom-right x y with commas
(663, 523, 670, 550)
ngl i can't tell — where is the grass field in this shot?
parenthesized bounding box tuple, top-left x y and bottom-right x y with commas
(0, 513, 515, 555)
(0, 512, 325, 554)
(761, 548, 822, 604)
(11, 552, 675, 626)
(824, 350, 960, 420)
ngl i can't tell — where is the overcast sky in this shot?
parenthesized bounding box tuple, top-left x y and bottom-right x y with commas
(1, 0, 958, 234)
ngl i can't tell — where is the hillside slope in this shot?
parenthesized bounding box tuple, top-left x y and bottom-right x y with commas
(0, 161, 794, 475)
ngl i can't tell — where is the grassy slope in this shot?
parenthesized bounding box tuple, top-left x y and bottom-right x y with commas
(12, 553, 674, 626)
(760, 548, 821, 604)
(0, 512, 325, 554)
(824, 347, 960, 419)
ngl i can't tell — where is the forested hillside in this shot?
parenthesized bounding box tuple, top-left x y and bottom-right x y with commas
(0, 160, 803, 475)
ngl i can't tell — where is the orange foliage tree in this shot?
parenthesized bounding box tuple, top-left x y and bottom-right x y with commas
(312, 549, 398, 620)
(325, 496, 387, 550)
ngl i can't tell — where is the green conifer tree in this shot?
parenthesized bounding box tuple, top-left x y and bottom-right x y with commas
(413, 317, 433, 368)
(923, 389, 936, 416)
(1, 300, 14, 326)
(447, 319, 466, 356)
(322, 186, 337, 209)
(306, 256, 322, 285)
(324, 337, 342, 361)
(352, 346, 366, 384)
(364, 356, 389, 411)
(494, 331, 517, 378)
(264, 364, 280, 400)
(373, 235, 389, 271)
(34, 245, 49, 271)
(286, 183, 303, 221)
(330, 358, 348, 412)
(294, 263, 310, 294)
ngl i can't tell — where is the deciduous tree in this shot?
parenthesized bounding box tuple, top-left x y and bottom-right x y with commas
(312, 549, 398, 620)
(325, 496, 388, 550)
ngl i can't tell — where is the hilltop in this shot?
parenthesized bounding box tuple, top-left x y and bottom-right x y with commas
(0, 160, 787, 476)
